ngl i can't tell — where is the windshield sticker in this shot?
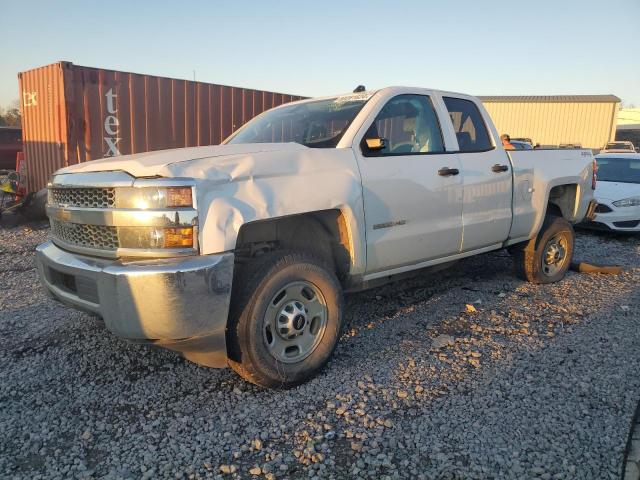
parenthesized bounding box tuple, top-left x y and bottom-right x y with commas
(332, 91, 375, 105)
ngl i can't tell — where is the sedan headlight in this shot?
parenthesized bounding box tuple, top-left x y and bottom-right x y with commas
(117, 187, 193, 209)
(612, 196, 640, 207)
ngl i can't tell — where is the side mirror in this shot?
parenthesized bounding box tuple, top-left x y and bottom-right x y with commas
(365, 138, 387, 151)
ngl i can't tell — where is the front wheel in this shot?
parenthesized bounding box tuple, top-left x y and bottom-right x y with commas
(227, 251, 343, 388)
(512, 215, 575, 284)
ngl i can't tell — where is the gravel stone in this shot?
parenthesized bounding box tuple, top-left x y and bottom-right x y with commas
(431, 334, 455, 350)
(248, 465, 261, 475)
(1, 225, 639, 479)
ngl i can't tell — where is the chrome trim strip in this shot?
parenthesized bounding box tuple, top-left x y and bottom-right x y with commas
(47, 206, 198, 227)
(51, 171, 135, 188)
(50, 236, 198, 259)
(50, 172, 197, 189)
(132, 177, 197, 188)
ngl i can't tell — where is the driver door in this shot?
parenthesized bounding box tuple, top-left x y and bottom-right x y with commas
(355, 94, 464, 274)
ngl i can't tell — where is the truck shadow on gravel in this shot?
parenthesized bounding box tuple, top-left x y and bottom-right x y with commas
(332, 230, 638, 373)
(342, 251, 514, 336)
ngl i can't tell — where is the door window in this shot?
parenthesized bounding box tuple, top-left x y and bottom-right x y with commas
(362, 95, 444, 156)
(443, 97, 493, 152)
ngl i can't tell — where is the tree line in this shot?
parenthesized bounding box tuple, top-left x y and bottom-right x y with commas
(0, 100, 21, 127)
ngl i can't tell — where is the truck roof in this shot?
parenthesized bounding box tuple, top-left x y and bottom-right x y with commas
(280, 86, 476, 108)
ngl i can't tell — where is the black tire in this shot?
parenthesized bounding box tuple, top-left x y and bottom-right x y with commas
(227, 250, 343, 388)
(24, 188, 47, 220)
(512, 215, 575, 284)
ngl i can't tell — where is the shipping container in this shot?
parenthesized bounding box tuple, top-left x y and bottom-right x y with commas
(18, 61, 306, 192)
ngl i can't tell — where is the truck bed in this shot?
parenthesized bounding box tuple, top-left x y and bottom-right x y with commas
(506, 149, 594, 242)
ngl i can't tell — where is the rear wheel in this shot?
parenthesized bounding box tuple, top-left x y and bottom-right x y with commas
(227, 251, 343, 388)
(513, 215, 574, 284)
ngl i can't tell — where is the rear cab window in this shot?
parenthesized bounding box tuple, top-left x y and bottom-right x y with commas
(443, 97, 493, 152)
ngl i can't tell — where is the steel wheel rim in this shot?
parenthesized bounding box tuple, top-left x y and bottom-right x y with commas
(541, 233, 569, 277)
(263, 281, 328, 364)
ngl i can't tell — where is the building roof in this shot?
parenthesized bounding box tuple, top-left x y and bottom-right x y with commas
(478, 95, 621, 103)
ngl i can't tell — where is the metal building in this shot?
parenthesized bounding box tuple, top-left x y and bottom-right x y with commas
(479, 95, 620, 149)
(616, 108, 640, 147)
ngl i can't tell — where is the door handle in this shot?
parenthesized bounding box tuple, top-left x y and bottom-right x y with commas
(491, 164, 509, 173)
(438, 167, 459, 177)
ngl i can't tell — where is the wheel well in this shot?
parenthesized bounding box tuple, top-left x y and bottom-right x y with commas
(547, 184, 577, 220)
(234, 210, 352, 280)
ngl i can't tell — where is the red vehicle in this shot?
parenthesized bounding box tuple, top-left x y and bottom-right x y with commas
(0, 126, 22, 171)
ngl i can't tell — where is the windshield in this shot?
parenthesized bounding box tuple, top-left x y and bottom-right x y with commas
(225, 94, 371, 148)
(606, 142, 633, 150)
(512, 141, 532, 150)
(597, 157, 640, 183)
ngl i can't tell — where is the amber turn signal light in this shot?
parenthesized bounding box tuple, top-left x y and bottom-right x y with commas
(167, 187, 193, 207)
(164, 227, 193, 248)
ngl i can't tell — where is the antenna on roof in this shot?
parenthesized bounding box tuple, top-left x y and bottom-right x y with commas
(353, 85, 366, 93)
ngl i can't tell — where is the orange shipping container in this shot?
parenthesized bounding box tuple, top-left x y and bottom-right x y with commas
(18, 61, 305, 192)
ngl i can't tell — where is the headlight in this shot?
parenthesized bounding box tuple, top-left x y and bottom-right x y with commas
(612, 196, 640, 207)
(119, 226, 194, 249)
(116, 185, 195, 250)
(117, 187, 193, 209)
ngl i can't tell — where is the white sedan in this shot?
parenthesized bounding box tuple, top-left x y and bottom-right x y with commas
(589, 153, 640, 232)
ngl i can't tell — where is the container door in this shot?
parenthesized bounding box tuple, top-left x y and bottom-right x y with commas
(18, 62, 68, 192)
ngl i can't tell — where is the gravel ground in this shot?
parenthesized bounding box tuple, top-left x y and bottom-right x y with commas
(1, 224, 639, 480)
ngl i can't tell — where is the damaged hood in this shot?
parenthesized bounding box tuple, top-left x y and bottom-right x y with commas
(52, 140, 365, 262)
(56, 143, 308, 178)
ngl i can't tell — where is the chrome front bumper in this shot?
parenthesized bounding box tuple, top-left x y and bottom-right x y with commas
(36, 241, 234, 367)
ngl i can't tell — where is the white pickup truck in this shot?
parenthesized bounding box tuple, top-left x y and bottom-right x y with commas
(36, 87, 597, 387)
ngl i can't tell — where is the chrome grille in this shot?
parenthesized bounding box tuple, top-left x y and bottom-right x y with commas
(50, 219, 119, 250)
(49, 188, 116, 208)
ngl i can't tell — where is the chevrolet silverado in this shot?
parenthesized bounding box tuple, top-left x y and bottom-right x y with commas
(36, 87, 597, 387)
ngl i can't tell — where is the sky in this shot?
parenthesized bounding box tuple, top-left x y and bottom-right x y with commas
(1, 0, 638, 108)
